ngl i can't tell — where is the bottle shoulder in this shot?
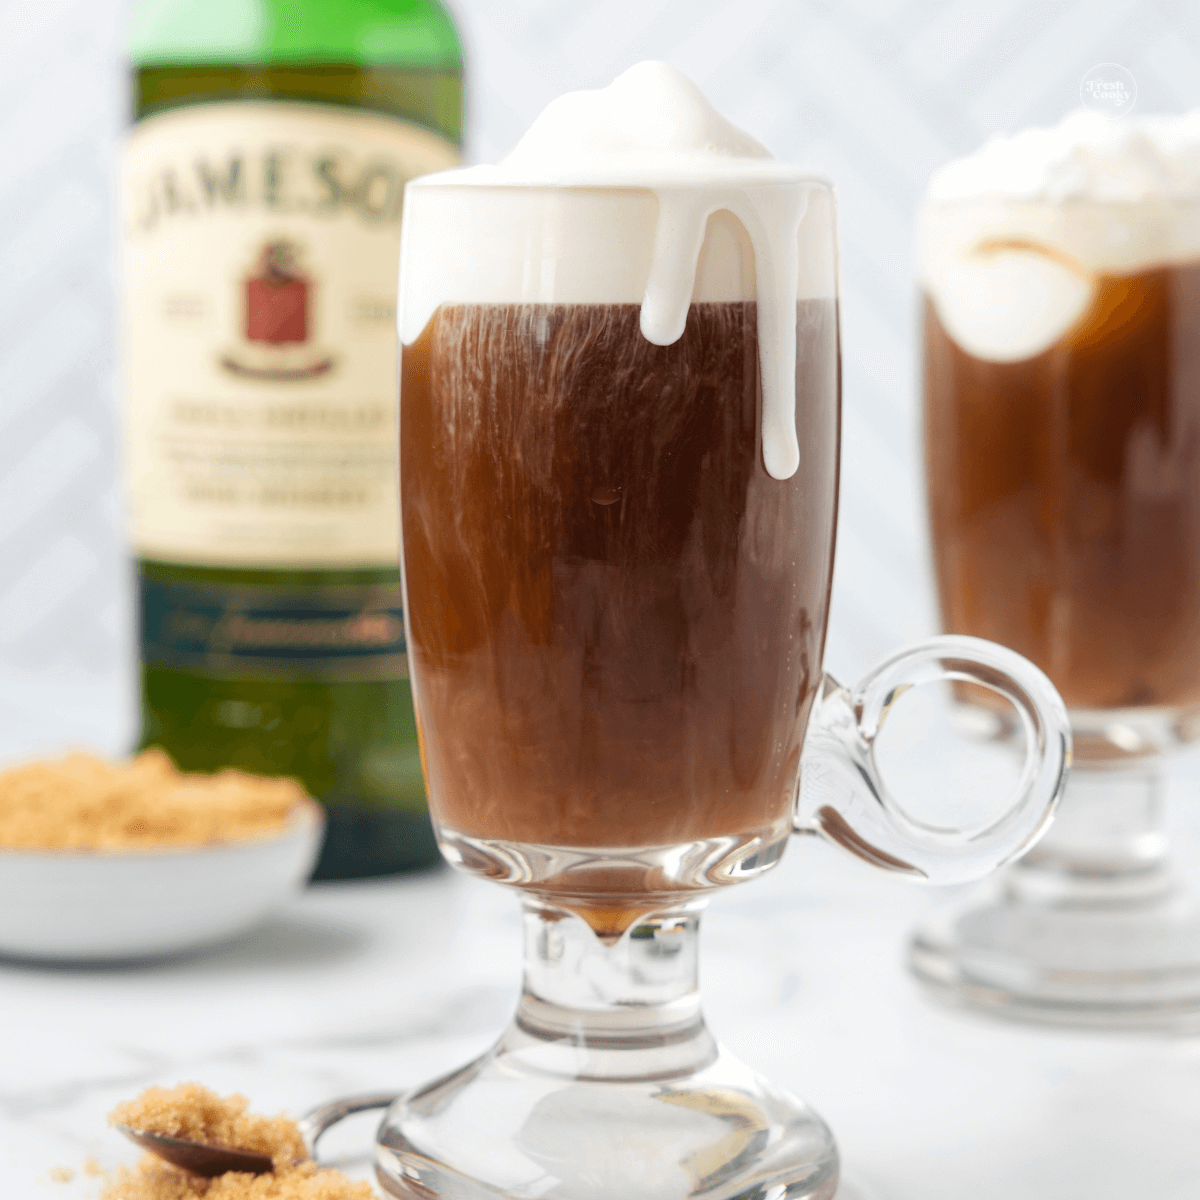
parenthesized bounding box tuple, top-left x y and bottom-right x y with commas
(129, 0, 463, 68)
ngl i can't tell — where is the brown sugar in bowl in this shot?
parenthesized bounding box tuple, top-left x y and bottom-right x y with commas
(0, 751, 324, 961)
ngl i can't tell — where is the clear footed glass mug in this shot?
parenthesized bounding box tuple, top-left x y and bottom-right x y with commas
(917, 190, 1200, 1028)
(309, 175, 1070, 1200)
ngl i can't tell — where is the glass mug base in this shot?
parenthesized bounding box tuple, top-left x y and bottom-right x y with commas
(376, 1050, 838, 1200)
(910, 882, 1200, 1029)
(377, 1073, 836, 1200)
(909, 761, 1200, 1030)
(375, 905, 839, 1200)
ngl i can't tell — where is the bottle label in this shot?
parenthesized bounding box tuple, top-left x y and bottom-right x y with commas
(122, 101, 460, 568)
(141, 576, 408, 681)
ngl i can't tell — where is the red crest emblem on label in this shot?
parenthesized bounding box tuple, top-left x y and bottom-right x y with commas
(221, 238, 335, 380)
(247, 240, 309, 344)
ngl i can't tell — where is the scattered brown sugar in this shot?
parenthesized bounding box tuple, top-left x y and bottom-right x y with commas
(105, 1085, 374, 1200)
(101, 1158, 375, 1200)
(0, 750, 308, 850)
(49, 1166, 74, 1182)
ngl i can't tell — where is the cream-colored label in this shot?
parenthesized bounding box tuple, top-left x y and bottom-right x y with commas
(122, 101, 459, 567)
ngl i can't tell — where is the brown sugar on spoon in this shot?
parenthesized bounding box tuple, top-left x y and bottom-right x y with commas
(106, 1084, 374, 1199)
(110, 1084, 307, 1167)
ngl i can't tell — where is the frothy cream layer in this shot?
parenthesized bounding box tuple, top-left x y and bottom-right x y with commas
(930, 109, 1200, 204)
(398, 62, 836, 480)
(504, 59, 772, 177)
(923, 111, 1200, 362)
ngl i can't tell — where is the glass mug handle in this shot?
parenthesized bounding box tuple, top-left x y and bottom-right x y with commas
(796, 634, 1072, 885)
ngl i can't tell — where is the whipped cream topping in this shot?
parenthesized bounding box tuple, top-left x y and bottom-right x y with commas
(398, 62, 836, 480)
(930, 109, 1200, 203)
(922, 110, 1200, 362)
(502, 60, 773, 179)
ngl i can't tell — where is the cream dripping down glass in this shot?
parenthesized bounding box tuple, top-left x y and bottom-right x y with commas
(344, 64, 1071, 1200)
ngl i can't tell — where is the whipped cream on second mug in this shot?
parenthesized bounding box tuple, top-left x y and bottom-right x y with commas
(398, 61, 836, 481)
(923, 109, 1200, 362)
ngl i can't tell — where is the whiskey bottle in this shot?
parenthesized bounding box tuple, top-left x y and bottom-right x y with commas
(122, 0, 463, 878)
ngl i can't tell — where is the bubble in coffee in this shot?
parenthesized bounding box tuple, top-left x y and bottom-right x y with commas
(923, 110, 1200, 710)
(397, 64, 839, 914)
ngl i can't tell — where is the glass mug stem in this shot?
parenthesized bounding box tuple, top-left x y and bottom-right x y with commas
(514, 902, 717, 1076)
(1005, 764, 1172, 906)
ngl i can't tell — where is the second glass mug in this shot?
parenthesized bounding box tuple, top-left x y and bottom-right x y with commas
(915, 187, 1200, 1028)
(313, 175, 1071, 1200)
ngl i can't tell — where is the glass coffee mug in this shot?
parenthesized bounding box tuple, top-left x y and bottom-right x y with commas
(916, 180, 1200, 1028)
(343, 172, 1071, 1200)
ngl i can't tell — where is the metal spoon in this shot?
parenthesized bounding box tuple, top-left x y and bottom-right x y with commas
(113, 1126, 274, 1178)
(113, 1091, 399, 1178)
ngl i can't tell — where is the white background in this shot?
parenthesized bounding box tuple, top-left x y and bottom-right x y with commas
(1, 0, 1199, 755)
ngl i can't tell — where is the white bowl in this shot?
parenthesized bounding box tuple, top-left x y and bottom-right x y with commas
(0, 799, 324, 961)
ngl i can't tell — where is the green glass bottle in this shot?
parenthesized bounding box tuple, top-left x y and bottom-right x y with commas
(122, 0, 463, 879)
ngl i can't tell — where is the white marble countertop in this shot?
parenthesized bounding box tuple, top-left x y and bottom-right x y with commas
(4, 753, 1200, 1199)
